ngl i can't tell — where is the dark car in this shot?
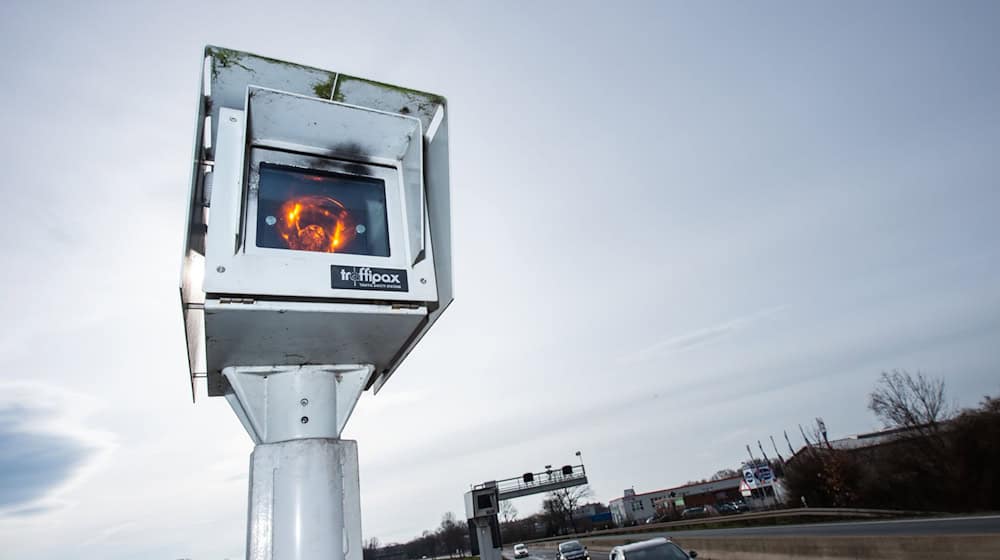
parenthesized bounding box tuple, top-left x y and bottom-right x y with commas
(715, 503, 738, 515)
(730, 500, 750, 513)
(680, 506, 710, 519)
(558, 541, 590, 560)
(610, 537, 697, 560)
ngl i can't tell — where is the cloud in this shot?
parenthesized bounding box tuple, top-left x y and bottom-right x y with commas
(0, 383, 116, 517)
(81, 521, 138, 547)
(0, 430, 94, 508)
(1, 503, 63, 517)
(623, 305, 789, 364)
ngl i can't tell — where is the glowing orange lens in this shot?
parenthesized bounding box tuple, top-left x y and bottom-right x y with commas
(276, 195, 356, 253)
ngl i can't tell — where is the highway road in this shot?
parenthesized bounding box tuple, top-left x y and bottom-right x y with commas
(586, 514, 1000, 539)
(503, 514, 1000, 552)
(501, 548, 559, 560)
(500, 515, 1000, 560)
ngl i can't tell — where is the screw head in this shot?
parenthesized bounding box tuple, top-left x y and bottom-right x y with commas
(300, 416, 309, 424)
(216, 266, 226, 273)
(300, 398, 309, 406)
(229, 116, 238, 122)
(420, 278, 427, 284)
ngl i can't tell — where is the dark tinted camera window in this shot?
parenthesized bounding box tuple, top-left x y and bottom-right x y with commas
(476, 494, 493, 510)
(256, 164, 390, 257)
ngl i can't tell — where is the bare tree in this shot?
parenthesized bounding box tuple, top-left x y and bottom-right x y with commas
(363, 537, 381, 560)
(869, 370, 952, 433)
(421, 530, 438, 558)
(544, 485, 592, 533)
(711, 468, 740, 480)
(438, 512, 466, 557)
(499, 499, 518, 524)
(809, 418, 832, 449)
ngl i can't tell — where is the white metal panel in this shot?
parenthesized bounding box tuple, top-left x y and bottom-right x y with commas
(206, 46, 338, 154)
(247, 86, 428, 271)
(223, 365, 374, 443)
(401, 129, 425, 264)
(247, 440, 362, 560)
(184, 46, 453, 396)
(204, 107, 246, 273)
(204, 300, 426, 396)
(372, 110, 452, 392)
(203, 100, 438, 302)
(247, 87, 420, 162)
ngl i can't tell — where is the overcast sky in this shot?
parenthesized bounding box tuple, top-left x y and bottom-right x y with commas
(1, 1, 998, 558)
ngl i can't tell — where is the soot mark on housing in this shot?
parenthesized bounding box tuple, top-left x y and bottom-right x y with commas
(311, 142, 372, 176)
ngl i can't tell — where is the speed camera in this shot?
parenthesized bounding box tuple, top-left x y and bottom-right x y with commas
(180, 46, 452, 397)
(465, 485, 499, 519)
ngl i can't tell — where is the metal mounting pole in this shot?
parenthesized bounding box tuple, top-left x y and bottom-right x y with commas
(223, 364, 374, 560)
(473, 517, 501, 560)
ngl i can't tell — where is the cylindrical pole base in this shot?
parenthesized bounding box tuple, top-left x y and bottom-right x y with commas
(246, 439, 362, 560)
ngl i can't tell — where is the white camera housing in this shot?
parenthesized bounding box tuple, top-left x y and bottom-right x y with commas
(181, 47, 452, 397)
(464, 485, 499, 519)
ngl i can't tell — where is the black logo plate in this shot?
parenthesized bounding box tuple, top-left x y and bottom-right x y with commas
(331, 266, 409, 292)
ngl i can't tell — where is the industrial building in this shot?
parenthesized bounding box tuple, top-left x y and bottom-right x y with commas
(609, 477, 743, 526)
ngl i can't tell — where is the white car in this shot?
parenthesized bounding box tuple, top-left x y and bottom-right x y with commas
(609, 537, 697, 560)
(513, 544, 529, 558)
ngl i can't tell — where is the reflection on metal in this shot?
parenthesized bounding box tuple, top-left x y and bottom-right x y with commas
(475, 464, 588, 500)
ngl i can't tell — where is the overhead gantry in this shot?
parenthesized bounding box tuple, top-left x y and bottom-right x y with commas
(465, 461, 588, 560)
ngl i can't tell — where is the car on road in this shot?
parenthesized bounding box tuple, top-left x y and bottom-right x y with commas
(514, 544, 529, 558)
(717, 501, 749, 515)
(716, 502, 738, 515)
(609, 537, 697, 560)
(680, 506, 711, 519)
(557, 540, 590, 560)
(731, 500, 750, 513)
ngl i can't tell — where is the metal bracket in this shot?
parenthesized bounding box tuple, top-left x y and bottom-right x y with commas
(223, 364, 375, 444)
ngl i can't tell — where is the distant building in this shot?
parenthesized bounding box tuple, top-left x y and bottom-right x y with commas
(789, 424, 931, 457)
(566, 502, 614, 532)
(571, 502, 610, 520)
(609, 478, 742, 526)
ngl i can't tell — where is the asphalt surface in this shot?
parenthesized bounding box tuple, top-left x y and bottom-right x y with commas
(583, 514, 1000, 539)
(498, 516, 1000, 560)
(502, 549, 559, 560)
